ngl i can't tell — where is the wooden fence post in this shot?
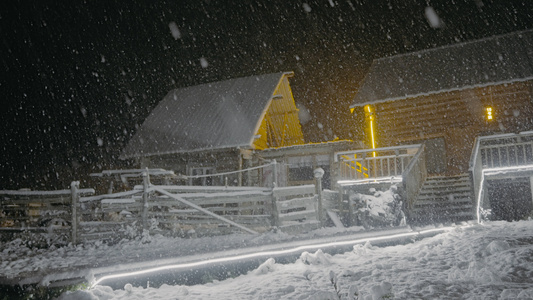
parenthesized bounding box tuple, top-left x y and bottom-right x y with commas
(271, 160, 280, 227)
(70, 181, 79, 245)
(142, 170, 150, 230)
(272, 159, 278, 188)
(271, 192, 280, 227)
(314, 168, 325, 227)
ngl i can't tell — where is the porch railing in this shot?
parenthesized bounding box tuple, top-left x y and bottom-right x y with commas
(335, 144, 423, 184)
(469, 131, 533, 220)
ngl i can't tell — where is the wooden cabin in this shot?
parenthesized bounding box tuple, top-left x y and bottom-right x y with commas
(349, 29, 533, 223)
(120, 72, 360, 188)
(351, 29, 533, 176)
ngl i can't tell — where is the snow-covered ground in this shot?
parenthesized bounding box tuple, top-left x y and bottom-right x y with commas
(2, 185, 533, 299)
(3, 219, 530, 299)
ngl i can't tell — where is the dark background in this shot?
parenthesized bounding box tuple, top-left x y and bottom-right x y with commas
(1, 0, 532, 190)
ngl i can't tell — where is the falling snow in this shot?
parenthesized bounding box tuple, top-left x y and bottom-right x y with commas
(425, 6, 444, 28)
(168, 21, 181, 40)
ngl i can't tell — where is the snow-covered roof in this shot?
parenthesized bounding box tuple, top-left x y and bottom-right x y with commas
(351, 29, 533, 107)
(120, 72, 294, 159)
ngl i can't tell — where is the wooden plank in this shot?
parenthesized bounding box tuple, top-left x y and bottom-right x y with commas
(0, 188, 94, 197)
(101, 198, 136, 204)
(327, 210, 344, 228)
(153, 187, 258, 234)
(140, 185, 269, 193)
(279, 210, 317, 222)
(147, 195, 270, 207)
(273, 185, 315, 197)
(81, 190, 142, 203)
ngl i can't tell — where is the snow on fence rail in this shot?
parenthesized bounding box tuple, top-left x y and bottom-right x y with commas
(1, 175, 326, 244)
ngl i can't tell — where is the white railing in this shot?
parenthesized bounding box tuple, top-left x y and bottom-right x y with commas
(335, 144, 422, 185)
(469, 131, 533, 222)
(476, 131, 533, 169)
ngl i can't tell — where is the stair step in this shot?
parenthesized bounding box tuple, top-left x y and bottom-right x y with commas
(424, 176, 469, 182)
(409, 173, 474, 225)
(415, 198, 472, 206)
(413, 204, 473, 211)
(426, 174, 470, 180)
(418, 187, 472, 196)
(409, 211, 474, 219)
(417, 195, 472, 202)
(422, 179, 470, 187)
(424, 177, 470, 183)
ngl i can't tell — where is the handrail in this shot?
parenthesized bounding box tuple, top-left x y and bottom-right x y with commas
(402, 144, 426, 177)
(401, 144, 427, 209)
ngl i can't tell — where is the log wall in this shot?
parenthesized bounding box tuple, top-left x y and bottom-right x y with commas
(373, 81, 533, 175)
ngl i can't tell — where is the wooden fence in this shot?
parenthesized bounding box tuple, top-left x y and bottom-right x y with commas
(1, 174, 324, 244)
(0, 182, 95, 243)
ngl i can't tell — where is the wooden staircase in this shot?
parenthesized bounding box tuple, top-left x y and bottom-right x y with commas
(408, 174, 474, 225)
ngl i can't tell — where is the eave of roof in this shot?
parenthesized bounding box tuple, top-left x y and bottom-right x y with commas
(351, 29, 533, 108)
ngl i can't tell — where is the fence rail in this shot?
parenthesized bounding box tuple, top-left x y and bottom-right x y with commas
(1, 172, 325, 243)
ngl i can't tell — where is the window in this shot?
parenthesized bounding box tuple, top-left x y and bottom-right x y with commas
(486, 106, 494, 121)
(189, 167, 216, 186)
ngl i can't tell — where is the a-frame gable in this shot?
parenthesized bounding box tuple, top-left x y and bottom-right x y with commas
(252, 74, 305, 150)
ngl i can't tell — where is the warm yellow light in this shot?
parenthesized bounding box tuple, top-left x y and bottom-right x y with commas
(370, 119, 376, 157)
(350, 107, 355, 113)
(486, 106, 493, 121)
(365, 105, 377, 157)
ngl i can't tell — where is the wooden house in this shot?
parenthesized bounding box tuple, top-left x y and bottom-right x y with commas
(351, 29, 533, 176)
(120, 72, 360, 188)
(349, 29, 533, 223)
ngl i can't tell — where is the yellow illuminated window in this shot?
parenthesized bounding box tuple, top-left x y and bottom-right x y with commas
(486, 106, 493, 121)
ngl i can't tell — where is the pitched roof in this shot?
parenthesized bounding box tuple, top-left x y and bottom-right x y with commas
(351, 29, 533, 107)
(120, 72, 294, 159)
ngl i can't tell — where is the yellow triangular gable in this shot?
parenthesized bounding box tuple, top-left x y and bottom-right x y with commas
(253, 75, 305, 150)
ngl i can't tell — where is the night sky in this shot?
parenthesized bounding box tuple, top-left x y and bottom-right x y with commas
(1, 0, 532, 190)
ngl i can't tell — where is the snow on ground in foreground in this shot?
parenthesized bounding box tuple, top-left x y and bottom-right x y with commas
(0, 225, 365, 282)
(57, 220, 533, 300)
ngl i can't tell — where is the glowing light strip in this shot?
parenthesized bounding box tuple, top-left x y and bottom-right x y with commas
(366, 105, 376, 158)
(476, 164, 533, 223)
(90, 227, 454, 289)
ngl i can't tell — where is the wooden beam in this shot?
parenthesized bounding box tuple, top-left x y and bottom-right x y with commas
(152, 187, 259, 234)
